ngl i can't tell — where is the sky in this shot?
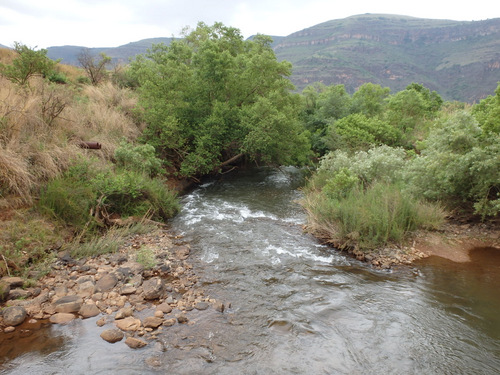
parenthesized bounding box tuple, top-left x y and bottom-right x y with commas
(1, 0, 499, 48)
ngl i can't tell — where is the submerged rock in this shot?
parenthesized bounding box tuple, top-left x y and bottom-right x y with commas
(100, 328, 124, 343)
(125, 337, 147, 349)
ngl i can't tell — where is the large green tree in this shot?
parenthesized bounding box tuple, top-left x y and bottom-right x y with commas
(129, 23, 310, 178)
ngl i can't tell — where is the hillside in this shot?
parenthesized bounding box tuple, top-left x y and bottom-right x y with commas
(31, 14, 500, 102)
(274, 14, 500, 101)
(46, 37, 174, 65)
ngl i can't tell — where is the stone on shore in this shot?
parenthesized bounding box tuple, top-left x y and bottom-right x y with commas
(53, 295, 83, 313)
(115, 307, 134, 320)
(50, 313, 76, 324)
(142, 277, 164, 300)
(100, 329, 124, 343)
(143, 316, 163, 329)
(79, 303, 100, 318)
(125, 337, 147, 349)
(2, 306, 27, 326)
(0, 281, 10, 303)
(96, 273, 118, 292)
(156, 302, 172, 314)
(195, 301, 209, 311)
(1, 276, 24, 288)
(115, 316, 141, 331)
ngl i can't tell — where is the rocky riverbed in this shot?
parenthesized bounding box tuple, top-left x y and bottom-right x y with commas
(0, 228, 226, 352)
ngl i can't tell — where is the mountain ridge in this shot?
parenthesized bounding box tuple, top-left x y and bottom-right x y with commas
(3, 14, 499, 102)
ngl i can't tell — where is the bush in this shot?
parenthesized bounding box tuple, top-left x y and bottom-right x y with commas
(114, 141, 164, 177)
(38, 158, 179, 230)
(405, 111, 500, 217)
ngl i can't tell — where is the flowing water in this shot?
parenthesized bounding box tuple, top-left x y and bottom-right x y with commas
(1, 167, 499, 374)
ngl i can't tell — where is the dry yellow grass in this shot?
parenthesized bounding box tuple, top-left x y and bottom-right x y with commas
(0, 75, 143, 204)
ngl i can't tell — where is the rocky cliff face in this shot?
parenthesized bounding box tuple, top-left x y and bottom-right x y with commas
(273, 15, 500, 101)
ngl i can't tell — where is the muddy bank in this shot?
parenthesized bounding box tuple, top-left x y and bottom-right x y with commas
(313, 221, 500, 268)
(0, 228, 225, 356)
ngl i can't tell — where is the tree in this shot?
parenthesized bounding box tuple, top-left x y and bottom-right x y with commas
(130, 22, 311, 178)
(0, 42, 58, 86)
(77, 49, 111, 85)
(351, 83, 390, 117)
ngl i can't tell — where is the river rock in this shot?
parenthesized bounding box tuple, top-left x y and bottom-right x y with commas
(100, 328, 124, 343)
(0, 282, 10, 303)
(163, 318, 176, 327)
(8, 288, 30, 300)
(195, 301, 209, 311)
(119, 284, 137, 295)
(129, 274, 143, 288)
(142, 277, 164, 300)
(174, 246, 190, 260)
(54, 286, 68, 297)
(78, 281, 96, 297)
(50, 313, 76, 324)
(4, 326, 16, 333)
(53, 295, 83, 313)
(115, 316, 141, 331)
(79, 303, 100, 318)
(143, 316, 163, 329)
(115, 306, 134, 320)
(125, 337, 147, 349)
(96, 273, 118, 292)
(215, 302, 225, 313)
(1, 276, 24, 288)
(176, 314, 188, 324)
(2, 306, 27, 326)
(156, 302, 172, 314)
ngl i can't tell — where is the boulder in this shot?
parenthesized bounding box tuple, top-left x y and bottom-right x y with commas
(53, 295, 83, 313)
(49, 313, 76, 324)
(0, 282, 10, 303)
(79, 304, 100, 318)
(142, 277, 164, 300)
(1, 276, 24, 288)
(115, 307, 134, 320)
(2, 306, 27, 326)
(115, 316, 141, 331)
(100, 328, 124, 343)
(96, 273, 118, 292)
(143, 316, 163, 329)
(155, 303, 172, 314)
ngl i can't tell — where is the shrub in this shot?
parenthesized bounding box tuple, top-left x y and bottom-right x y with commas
(114, 141, 164, 176)
(405, 111, 500, 217)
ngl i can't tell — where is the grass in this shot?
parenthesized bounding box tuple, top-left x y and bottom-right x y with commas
(302, 182, 445, 251)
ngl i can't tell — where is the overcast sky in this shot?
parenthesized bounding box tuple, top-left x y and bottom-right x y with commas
(1, 0, 499, 48)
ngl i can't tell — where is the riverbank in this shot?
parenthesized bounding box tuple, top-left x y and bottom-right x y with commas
(0, 226, 225, 354)
(313, 220, 500, 268)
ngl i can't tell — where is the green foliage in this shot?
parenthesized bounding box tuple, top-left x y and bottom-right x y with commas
(114, 141, 164, 177)
(47, 71, 68, 84)
(130, 23, 311, 178)
(39, 158, 179, 230)
(0, 42, 58, 86)
(311, 145, 408, 189)
(325, 113, 400, 151)
(405, 111, 500, 217)
(472, 82, 500, 135)
(351, 83, 390, 117)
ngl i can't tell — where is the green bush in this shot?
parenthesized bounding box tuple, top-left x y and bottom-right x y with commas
(39, 158, 179, 230)
(114, 141, 164, 176)
(405, 111, 500, 217)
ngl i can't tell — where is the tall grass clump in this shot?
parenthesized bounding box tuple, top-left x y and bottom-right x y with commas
(303, 182, 445, 251)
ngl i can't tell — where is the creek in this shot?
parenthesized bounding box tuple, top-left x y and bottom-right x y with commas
(1, 167, 499, 374)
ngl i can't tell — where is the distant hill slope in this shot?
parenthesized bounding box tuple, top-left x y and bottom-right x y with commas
(273, 14, 500, 102)
(46, 37, 174, 65)
(27, 14, 500, 102)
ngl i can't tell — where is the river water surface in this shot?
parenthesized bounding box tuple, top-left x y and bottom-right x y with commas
(1, 167, 499, 374)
